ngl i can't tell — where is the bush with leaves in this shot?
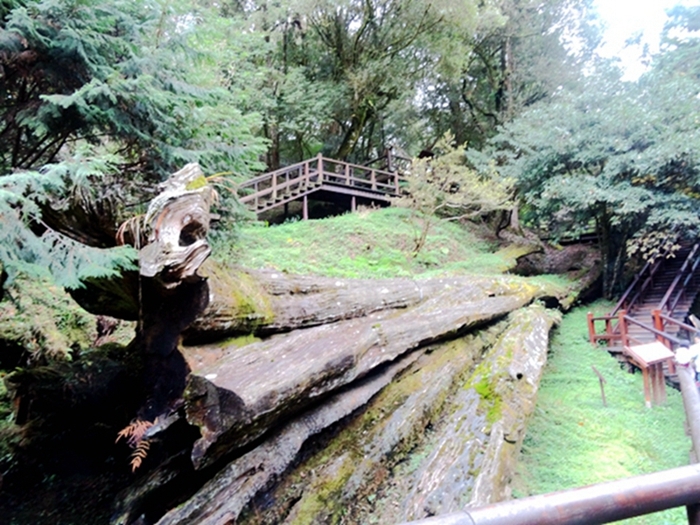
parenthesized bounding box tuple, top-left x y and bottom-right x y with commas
(0, 0, 268, 293)
(395, 134, 513, 255)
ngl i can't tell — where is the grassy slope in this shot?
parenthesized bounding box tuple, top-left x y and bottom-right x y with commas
(514, 302, 690, 524)
(216, 207, 512, 278)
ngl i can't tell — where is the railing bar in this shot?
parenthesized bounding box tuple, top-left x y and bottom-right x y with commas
(623, 315, 684, 346)
(659, 243, 700, 313)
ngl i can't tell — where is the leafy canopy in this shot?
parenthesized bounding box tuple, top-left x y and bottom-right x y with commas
(474, 5, 700, 295)
(0, 0, 266, 289)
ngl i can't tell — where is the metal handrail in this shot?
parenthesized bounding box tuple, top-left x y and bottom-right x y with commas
(399, 464, 700, 525)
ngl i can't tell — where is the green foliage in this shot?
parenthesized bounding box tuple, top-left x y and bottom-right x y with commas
(475, 10, 700, 296)
(0, 154, 138, 287)
(0, 0, 270, 291)
(0, 0, 266, 176)
(0, 275, 101, 361)
(514, 304, 690, 524)
(395, 134, 514, 254)
(420, 0, 601, 148)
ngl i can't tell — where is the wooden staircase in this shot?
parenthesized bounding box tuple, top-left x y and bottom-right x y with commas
(588, 243, 700, 389)
(237, 154, 406, 217)
(625, 247, 700, 345)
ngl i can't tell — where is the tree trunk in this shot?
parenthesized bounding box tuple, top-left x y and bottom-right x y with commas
(335, 103, 371, 160)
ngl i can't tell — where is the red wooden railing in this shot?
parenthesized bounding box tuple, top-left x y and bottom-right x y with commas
(587, 252, 666, 348)
(237, 154, 406, 213)
(588, 243, 700, 353)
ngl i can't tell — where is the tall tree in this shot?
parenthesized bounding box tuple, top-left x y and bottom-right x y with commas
(0, 0, 266, 288)
(475, 5, 700, 296)
(211, 0, 501, 166)
(421, 0, 600, 149)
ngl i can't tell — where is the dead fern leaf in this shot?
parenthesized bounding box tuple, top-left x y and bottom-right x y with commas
(116, 419, 154, 448)
(130, 439, 151, 472)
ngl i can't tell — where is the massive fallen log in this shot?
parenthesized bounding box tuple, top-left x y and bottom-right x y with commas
(110, 278, 545, 524)
(183, 279, 539, 469)
(152, 304, 559, 525)
(2, 158, 600, 525)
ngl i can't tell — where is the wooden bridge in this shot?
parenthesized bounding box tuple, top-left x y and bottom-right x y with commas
(237, 154, 406, 218)
(588, 244, 700, 404)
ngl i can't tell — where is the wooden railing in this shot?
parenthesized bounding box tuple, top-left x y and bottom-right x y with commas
(237, 154, 406, 212)
(658, 243, 700, 320)
(587, 251, 667, 348)
(588, 243, 700, 352)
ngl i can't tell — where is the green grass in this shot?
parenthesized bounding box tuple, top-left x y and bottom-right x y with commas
(514, 302, 691, 524)
(214, 207, 509, 278)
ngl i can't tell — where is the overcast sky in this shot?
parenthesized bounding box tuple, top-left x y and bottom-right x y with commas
(593, 0, 700, 79)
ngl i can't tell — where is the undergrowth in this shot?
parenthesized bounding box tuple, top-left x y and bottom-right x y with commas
(214, 207, 509, 278)
(514, 302, 690, 524)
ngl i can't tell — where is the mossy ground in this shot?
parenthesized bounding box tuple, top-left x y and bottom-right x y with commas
(514, 302, 690, 524)
(214, 207, 510, 278)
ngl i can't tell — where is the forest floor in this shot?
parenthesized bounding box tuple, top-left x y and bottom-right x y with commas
(513, 302, 690, 525)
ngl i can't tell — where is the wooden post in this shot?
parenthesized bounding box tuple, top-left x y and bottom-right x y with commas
(272, 173, 277, 201)
(653, 308, 676, 374)
(317, 153, 324, 184)
(587, 312, 596, 344)
(592, 366, 607, 406)
(345, 163, 350, 186)
(351, 195, 356, 212)
(642, 365, 652, 408)
(652, 309, 665, 344)
(657, 363, 667, 404)
(618, 310, 628, 349)
(303, 194, 308, 220)
(371, 170, 377, 190)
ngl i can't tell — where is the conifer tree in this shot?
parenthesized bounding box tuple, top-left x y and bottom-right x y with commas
(0, 0, 265, 290)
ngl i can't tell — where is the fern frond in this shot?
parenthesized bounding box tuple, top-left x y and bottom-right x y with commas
(130, 439, 151, 472)
(115, 419, 154, 448)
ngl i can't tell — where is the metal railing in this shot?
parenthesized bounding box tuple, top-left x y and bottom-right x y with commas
(399, 463, 700, 525)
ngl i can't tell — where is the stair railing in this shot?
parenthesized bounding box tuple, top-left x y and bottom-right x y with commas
(588, 251, 666, 347)
(658, 243, 700, 320)
(238, 158, 319, 210)
(589, 242, 700, 350)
